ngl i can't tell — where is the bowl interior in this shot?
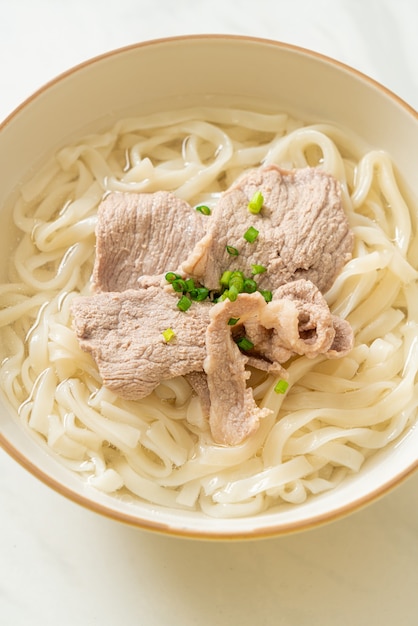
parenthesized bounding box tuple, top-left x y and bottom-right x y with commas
(1, 35, 417, 538)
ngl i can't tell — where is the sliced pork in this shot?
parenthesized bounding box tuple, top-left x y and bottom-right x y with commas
(268, 280, 353, 359)
(92, 191, 207, 292)
(71, 287, 210, 400)
(204, 294, 273, 446)
(245, 280, 353, 370)
(182, 165, 353, 293)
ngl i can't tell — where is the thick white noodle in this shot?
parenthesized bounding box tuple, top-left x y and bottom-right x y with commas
(0, 106, 417, 517)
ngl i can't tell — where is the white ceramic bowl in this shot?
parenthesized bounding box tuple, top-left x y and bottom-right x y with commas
(1, 35, 417, 539)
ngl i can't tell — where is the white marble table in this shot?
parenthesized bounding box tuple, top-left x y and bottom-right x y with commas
(1, 2, 417, 624)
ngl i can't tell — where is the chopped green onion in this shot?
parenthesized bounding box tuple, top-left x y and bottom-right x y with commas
(190, 287, 209, 301)
(230, 270, 245, 280)
(251, 264, 267, 275)
(260, 290, 273, 303)
(248, 190, 264, 214)
(162, 327, 176, 342)
(235, 336, 254, 351)
(229, 271, 244, 293)
(220, 270, 232, 288)
(196, 205, 211, 215)
(244, 226, 259, 243)
(227, 317, 240, 326)
(274, 379, 289, 394)
(172, 278, 186, 293)
(165, 272, 180, 283)
(184, 278, 195, 292)
(227, 286, 239, 302)
(226, 245, 239, 256)
(243, 278, 257, 293)
(177, 295, 192, 312)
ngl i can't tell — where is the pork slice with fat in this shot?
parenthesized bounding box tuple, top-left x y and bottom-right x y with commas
(244, 280, 353, 369)
(269, 280, 354, 358)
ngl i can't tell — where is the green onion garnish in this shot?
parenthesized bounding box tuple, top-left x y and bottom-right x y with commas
(167, 273, 211, 303)
(227, 317, 240, 326)
(184, 278, 195, 292)
(177, 295, 192, 312)
(244, 226, 259, 243)
(235, 336, 254, 351)
(248, 190, 264, 214)
(162, 328, 176, 342)
(220, 270, 232, 288)
(165, 272, 180, 283)
(196, 205, 211, 215)
(227, 286, 239, 302)
(260, 290, 273, 302)
(172, 278, 186, 293)
(226, 245, 239, 256)
(274, 379, 289, 394)
(243, 278, 257, 294)
(251, 264, 267, 275)
(190, 287, 209, 301)
(229, 271, 244, 292)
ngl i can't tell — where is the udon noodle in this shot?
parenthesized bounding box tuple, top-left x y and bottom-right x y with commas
(1, 106, 417, 518)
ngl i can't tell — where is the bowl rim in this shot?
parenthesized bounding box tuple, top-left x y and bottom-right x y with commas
(1, 431, 417, 540)
(0, 33, 417, 540)
(1, 33, 417, 130)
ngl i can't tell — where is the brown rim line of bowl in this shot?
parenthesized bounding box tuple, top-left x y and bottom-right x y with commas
(0, 34, 417, 539)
